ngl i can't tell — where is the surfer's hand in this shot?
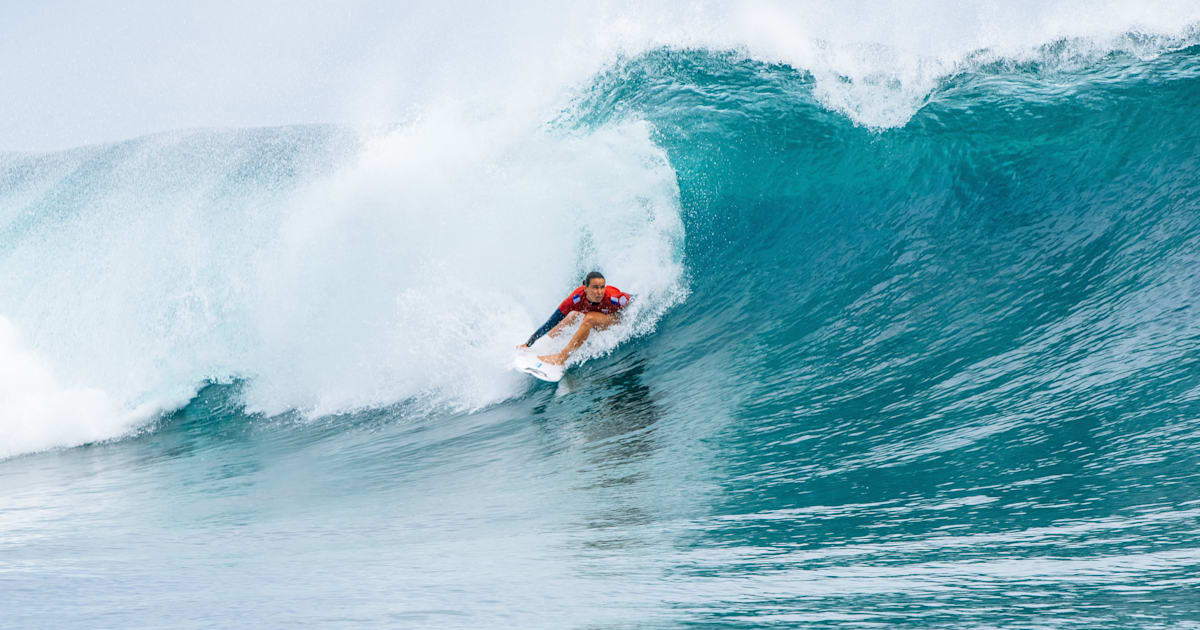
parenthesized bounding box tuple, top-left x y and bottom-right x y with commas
(517, 344, 528, 350)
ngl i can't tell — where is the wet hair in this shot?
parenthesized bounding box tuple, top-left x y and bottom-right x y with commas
(583, 271, 605, 288)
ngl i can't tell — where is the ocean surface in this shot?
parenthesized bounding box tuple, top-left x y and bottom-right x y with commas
(3, 6, 1200, 628)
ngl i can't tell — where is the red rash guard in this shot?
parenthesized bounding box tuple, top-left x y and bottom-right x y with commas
(525, 285, 633, 347)
(557, 285, 632, 315)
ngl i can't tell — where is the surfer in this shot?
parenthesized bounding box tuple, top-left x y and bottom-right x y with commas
(519, 271, 632, 365)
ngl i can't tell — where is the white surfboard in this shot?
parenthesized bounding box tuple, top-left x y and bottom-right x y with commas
(514, 351, 565, 382)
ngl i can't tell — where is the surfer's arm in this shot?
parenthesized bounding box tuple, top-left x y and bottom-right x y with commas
(525, 309, 567, 347)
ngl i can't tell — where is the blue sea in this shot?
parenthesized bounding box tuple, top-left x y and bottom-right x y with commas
(3, 5, 1200, 627)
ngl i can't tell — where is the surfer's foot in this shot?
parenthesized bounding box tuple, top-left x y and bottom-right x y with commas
(538, 352, 566, 366)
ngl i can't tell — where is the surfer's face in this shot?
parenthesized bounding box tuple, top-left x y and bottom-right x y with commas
(585, 279, 606, 303)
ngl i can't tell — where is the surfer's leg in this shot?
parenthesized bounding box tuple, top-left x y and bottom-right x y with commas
(539, 312, 615, 365)
(547, 311, 581, 338)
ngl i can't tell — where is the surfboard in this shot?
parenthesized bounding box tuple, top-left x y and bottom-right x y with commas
(514, 351, 565, 382)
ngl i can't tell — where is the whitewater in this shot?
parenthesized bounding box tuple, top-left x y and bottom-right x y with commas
(3, 2, 1200, 627)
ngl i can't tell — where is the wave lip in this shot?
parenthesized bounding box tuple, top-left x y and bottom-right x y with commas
(6, 3, 1200, 149)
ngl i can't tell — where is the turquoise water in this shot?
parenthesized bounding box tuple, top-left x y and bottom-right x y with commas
(4, 39, 1200, 628)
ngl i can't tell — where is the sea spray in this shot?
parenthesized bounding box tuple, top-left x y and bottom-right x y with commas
(0, 119, 685, 454)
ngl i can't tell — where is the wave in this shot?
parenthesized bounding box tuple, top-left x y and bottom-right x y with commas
(3, 22, 1200, 458)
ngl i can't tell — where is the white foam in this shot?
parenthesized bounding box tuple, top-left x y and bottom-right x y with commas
(0, 316, 141, 459)
(0, 114, 685, 456)
(241, 113, 684, 416)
